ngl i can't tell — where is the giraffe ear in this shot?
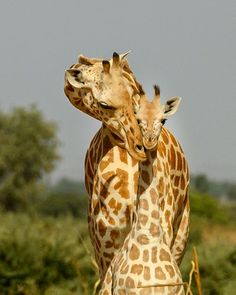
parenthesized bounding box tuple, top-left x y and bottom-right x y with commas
(78, 55, 102, 65)
(102, 60, 110, 73)
(65, 69, 82, 88)
(163, 97, 181, 118)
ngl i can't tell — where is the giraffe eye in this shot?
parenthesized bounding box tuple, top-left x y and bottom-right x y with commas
(161, 119, 166, 125)
(99, 102, 115, 110)
(137, 119, 141, 124)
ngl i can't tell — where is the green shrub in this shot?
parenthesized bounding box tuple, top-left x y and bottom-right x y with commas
(190, 191, 229, 223)
(181, 241, 236, 295)
(37, 192, 88, 218)
(0, 213, 97, 294)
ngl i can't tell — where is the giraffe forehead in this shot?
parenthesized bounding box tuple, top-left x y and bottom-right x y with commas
(79, 63, 103, 82)
(139, 104, 163, 121)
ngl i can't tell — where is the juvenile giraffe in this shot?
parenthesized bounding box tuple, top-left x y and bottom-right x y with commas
(100, 88, 189, 295)
(134, 85, 181, 150)
(135, 86, 189, 265)
(64, 52, 146, 280)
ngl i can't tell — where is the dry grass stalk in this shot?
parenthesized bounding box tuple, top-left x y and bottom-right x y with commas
(192, 246, 202, 295)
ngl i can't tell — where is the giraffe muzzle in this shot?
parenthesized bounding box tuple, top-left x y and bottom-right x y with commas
(134, 144, 146, 161)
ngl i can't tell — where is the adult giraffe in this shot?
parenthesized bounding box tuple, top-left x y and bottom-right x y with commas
(64, 52, 146, 280)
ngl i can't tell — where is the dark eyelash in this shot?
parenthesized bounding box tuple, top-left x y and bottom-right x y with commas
(99, 102, 115, 110)
(161, 119, 166, 125)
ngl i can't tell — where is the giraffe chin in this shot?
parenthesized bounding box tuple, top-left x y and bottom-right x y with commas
(127, 145, 147, 162)
(111, 129, 146, 161)
(143, 141, 157, 151)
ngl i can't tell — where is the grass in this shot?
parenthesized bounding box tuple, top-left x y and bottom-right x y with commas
(181, 215, 236, 295)
(0, 208, 235, 294)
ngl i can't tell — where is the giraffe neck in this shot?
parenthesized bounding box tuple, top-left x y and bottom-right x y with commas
(100, 124, 127, 150)
(133, 151, 164, 244)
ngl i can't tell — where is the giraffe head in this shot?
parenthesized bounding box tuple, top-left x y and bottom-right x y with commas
(64, 52, 146, 161)
(134, 85, 181, 150)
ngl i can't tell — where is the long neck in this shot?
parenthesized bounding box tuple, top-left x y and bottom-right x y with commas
(134, 151, 163, 243)
(101, 124, 128, 150)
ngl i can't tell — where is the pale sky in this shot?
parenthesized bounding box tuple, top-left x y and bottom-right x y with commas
(0, 1, 235, 182)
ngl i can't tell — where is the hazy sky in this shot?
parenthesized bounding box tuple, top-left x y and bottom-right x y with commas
(0, 1, 235, 182)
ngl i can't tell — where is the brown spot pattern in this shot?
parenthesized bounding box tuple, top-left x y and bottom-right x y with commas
(137, 234, 149, 245)
(165, 265, 175, 278)
(143, 266, 151, 280)
(177, 151, 182, 171)
(159, 248, 171, 262)
(114, 168, 129, 199)
(162, 131, 169, 144)
(149, 222, 160, 237)
(143, 249, 149, 262)
(155, 266, 167, 280)
(150, 188, 158, 205)
(169, 131, 178, 147)
(139, 199, 149, 210)
(170, 144, 176, 169)
(151, 246, 158, 263)
(139, 214, 148, 226)
(119, 148, 128, 164)
(142, 170, 150, 185)
(133, 171, 139, 194)
(125, 276, 135, 288)
(151, 210, 159, 219)
(131, 264, 143, 275)
(98, 219, 106, 237)
(129, 244, 140, 260)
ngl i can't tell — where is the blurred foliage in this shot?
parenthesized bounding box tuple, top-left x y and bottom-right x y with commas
(0, 190, 234, 294)
(0, 106, 60, 211)
(190, 190, 231, 223)
(191, 173, 236, 202)
(37, 192, 88, 218)
(36, 178, 88, 219)
(0, 105, 235, 294)
(181, 215, 236, 295)
(182, 242, 236, 295)
(50, 178, 87, 196)
(192, 174, 209, 194)
(0, 213, 97, 295)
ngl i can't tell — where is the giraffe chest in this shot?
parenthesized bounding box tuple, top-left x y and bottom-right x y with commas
(85, 138, 140, 277)
(89, 146, 139, 231)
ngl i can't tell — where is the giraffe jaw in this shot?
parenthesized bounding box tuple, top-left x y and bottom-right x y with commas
(143, 140, 158, 151)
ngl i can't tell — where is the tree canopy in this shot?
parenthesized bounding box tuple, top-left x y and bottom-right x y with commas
(0, 105, 60, 211)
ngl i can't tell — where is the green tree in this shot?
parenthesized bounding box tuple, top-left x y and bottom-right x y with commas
(193, 174, 209, 194)
(0, 105, 60, 211)
(227, 184, 236, 201)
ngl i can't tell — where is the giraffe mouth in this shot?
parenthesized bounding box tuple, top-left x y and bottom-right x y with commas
(143, 140, 158, 150)
(126, 136, 146, 161)
(111, 129, 146, 161)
